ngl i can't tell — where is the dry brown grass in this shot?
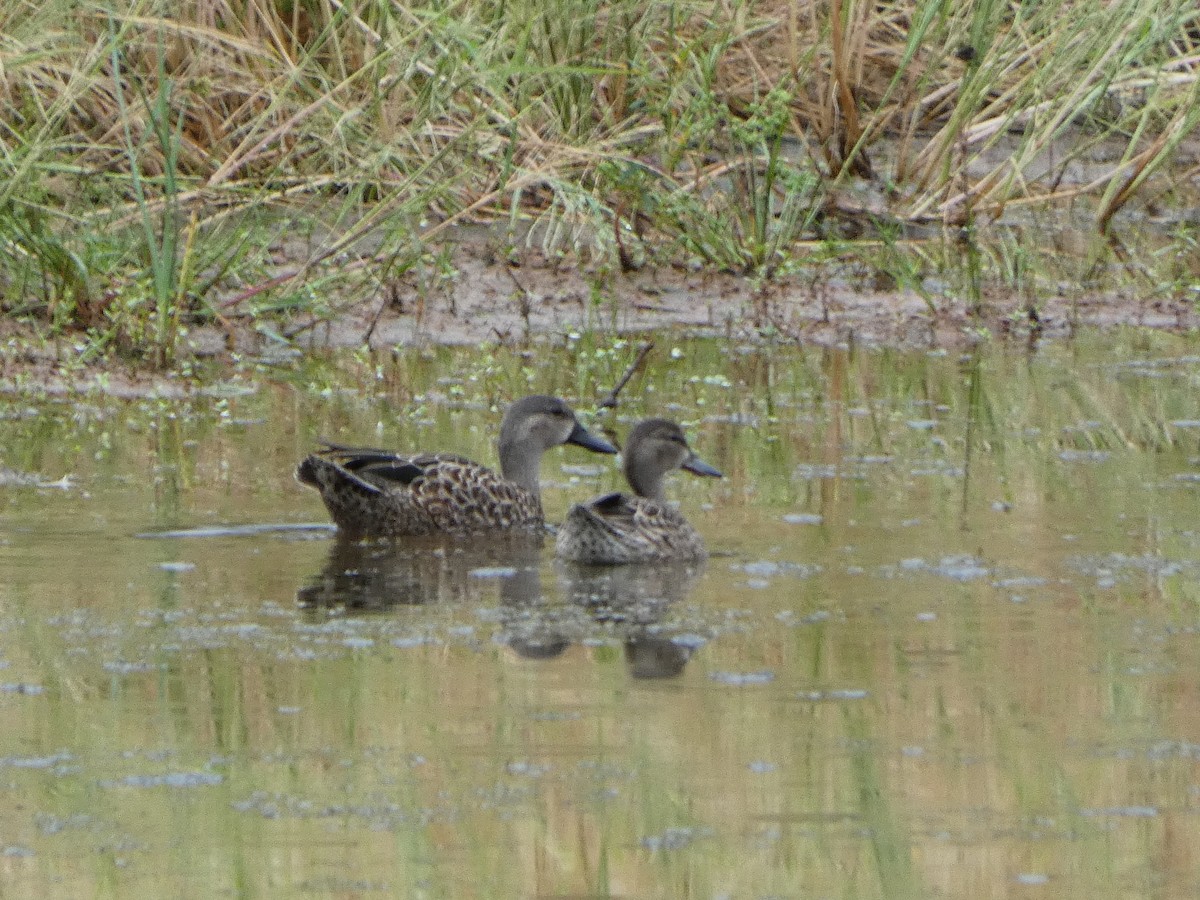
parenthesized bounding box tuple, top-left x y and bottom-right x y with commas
(1, 0, 1198, 359)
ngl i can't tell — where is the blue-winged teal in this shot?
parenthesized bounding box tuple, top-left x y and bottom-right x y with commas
(555, 418, 721, 564)
(297, 395, 617, 537)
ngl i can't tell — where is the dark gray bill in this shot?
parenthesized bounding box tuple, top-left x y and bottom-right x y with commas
(567, 422, 618, 455)
(682, 454, 722, 478)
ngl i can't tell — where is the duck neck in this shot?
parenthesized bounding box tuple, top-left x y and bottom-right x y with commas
(624, 460, 665, 500)
(499, 439, 543, 496)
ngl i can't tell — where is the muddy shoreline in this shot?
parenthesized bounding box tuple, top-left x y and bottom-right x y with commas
(2, 243, 1197, 397)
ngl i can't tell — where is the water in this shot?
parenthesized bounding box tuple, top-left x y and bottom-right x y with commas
(3, 334, 1200, 897)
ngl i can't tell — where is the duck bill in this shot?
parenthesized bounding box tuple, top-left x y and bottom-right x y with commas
(682, 454, 723, 478)
(567, 422, 618, 455)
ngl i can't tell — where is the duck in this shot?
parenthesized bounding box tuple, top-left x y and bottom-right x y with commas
(555, 418, 722, 564)
(296, 395, 617, 537)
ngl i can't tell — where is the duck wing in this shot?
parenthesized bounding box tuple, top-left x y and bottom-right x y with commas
(557, 493, 703, 563)
(298, 447, 541, 533)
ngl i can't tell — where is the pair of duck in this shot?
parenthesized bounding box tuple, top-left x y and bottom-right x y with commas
(296, 395, 721, 564)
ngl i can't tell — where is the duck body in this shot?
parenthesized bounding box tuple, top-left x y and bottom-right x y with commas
(297, 395, 616, 538)
(296, 450, 543, 536)
(556, 418, 721, 564)
(557, 491, 708, 564)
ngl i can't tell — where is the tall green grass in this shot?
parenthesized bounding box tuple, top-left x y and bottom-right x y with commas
(0, 0, 1197, 365)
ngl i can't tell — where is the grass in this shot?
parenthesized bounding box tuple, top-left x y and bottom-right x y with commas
(0, 0, 1198, 366)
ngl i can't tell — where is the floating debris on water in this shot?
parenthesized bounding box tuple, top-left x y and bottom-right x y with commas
(560, 464, 606, 477)
(641, 826, 713, 852)
(782, 512, 823, 525)
(1058, 450, 1112, 463)
(0, 468, 74, 489)
(1014, 873, 1050, 886)
(103, 772, 224, 789)
(735, 560, 821, 580)
(0, 752, 73, 769)
(710, 670, 776, 686)
(391, 635, 433, 649)
(0, 683, 45, 695)
(102, 661, 160, 675)
(469, 567, 518, 579)
(894, 555, 990, 581)
(506, 761, 550, 778)
(993, 576, 1049, 589)
(796, 689, 869, 702)
(136, 523, 336, 539)
(1079, 806, 1158, 818)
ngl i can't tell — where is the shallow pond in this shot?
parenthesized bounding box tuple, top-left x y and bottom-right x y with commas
(3, 333, 1200, 898)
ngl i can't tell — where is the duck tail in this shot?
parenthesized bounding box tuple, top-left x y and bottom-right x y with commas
(295, 454, 382, 495)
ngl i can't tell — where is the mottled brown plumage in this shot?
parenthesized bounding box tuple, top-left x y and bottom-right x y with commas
(555, 418, 721, 564)
(297, 395, 616, 537)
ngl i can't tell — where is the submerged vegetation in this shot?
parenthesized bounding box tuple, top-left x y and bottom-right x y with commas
(1, 0, 1198, 365)
(7, 336, 1200, 896)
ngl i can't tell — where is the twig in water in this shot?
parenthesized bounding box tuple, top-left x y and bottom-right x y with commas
(503, 267, 533, 337)
(599, 341, 654, 409)
(361, 284, 395, 346)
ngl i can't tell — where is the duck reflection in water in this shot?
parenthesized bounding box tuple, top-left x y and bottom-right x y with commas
(296, 531, 546, 612)
(505, 558, 709, 679)
(297, 539, 706, 679)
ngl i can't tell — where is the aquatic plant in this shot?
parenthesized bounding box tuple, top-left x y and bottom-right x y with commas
(0, 0, 1197, 364)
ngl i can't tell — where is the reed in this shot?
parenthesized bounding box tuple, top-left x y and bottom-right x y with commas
(1, 0, 1196, 363)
